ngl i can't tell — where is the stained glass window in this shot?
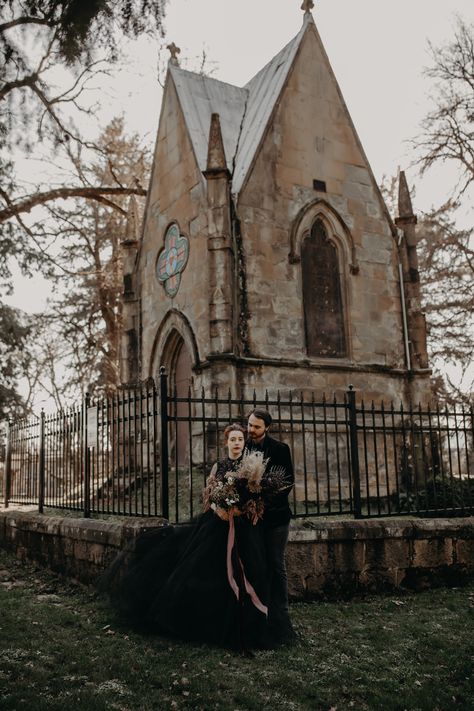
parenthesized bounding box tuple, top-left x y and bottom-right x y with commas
(156, 223, 190, 297)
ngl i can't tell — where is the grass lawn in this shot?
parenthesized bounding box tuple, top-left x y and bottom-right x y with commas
(0, 547, 473, 711)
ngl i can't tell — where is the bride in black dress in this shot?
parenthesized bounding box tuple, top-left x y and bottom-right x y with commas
(104, 424, 276, 651)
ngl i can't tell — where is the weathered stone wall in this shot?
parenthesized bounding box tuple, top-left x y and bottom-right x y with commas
(0, 510, 168, 585)
(1, 510, 472, 598)
(234, 24, 431, 404)
(138, 79, 209, 380)
(239, 26, 401, 366)
(213, 361, 426, 403)
(288, 518, 474, 598)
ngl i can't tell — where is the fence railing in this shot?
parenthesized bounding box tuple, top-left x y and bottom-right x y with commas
(2, 369, 473, 522)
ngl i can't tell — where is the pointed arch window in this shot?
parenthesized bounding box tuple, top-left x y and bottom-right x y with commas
(302, 218, 347, 358)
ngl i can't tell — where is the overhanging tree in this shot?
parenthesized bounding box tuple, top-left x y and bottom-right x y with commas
(0, 0, 162, 233)
(0, 1, 165, 414)
(410, 15, 474, 401)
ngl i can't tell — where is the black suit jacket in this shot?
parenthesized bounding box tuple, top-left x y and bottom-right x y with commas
(246, 435, 294, 527)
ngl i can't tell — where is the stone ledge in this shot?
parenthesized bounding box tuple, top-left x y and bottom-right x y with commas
(289, 517, 474, 542)
(0, 510, 167, 586)
(288, 517, 474, 598)
(1, 510, 166, 545)
(0, 509, 473, 599)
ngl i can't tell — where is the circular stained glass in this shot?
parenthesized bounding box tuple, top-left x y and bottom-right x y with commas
(156, 223, 190, 297)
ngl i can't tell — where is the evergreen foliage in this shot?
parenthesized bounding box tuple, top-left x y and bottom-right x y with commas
(0, 304, 31, 419)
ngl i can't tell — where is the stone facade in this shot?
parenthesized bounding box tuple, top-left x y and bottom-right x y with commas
(121, 11, 431, 407)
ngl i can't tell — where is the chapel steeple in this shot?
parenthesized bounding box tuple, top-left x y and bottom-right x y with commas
(204, 113, 229, 177)
(395, 171, 429, 371)
(203, 113, 233, 356)
(397, 170, 416, 222)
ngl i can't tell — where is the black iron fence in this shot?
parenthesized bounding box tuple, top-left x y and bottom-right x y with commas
(2, 369, 473, 521)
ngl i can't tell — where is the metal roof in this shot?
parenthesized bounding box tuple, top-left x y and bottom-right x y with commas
(232, 20, 308, 195)
(168, 15, 311, 196)
(169, 66, 247, 175)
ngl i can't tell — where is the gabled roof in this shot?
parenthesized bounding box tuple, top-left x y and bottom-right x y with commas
(232, 19, 308, 194)
(168, 66, 247, 175)
(168, 14, 312, 197)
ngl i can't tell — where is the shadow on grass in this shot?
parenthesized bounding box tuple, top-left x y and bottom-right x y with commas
(0, 547, 473, 710)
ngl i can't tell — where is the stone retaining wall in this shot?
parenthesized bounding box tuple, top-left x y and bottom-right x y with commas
(0, 510, 168, 586)
(288, 519, 474, 597)
(0, 509, 473, 597)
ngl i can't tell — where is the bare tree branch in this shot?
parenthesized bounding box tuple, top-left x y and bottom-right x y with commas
(413, 16, 474, 199)
(0, 17, 54, 32)
(0, 185, 146, 223)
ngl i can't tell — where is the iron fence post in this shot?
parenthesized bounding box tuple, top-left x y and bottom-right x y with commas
(83, 392, 91, 518)
(159, 367, 169, 520)
(3, 421, 12, 509)
(38, 410, 45, 514)
(347, 385, 362, 518)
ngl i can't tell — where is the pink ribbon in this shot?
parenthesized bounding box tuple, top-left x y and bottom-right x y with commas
(226, 511, 268, 617)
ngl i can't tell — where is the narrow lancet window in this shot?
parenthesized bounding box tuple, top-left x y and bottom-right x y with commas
(302, 219, 346, 357)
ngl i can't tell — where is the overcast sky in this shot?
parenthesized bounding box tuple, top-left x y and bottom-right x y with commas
(6, 0, 474, 312)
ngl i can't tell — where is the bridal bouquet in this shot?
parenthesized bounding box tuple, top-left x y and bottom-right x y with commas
(203, 450, 288, 524)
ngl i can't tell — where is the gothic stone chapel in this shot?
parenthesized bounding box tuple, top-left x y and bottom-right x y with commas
(120, 6, 431, 408)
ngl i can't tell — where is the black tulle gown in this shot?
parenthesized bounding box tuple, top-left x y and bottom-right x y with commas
(102, 459, 272, 650)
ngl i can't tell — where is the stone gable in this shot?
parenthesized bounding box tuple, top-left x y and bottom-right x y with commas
(121, 12, 431, 406)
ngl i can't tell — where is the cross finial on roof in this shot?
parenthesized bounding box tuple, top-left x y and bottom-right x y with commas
(167, 42, 181, 65)
(301, 0, 314, 14)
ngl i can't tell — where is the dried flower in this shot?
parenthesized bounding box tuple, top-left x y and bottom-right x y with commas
(237, 450, 268, 492)
(262, 465, 292, 494)
(202, 450, 289, 524)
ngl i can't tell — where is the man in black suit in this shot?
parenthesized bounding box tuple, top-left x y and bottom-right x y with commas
(246, 409, 296, 644)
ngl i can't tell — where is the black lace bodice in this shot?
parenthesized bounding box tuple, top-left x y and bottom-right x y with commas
(215, 456, 242, 481)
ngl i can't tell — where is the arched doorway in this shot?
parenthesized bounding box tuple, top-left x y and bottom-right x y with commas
(174, 338, 193, 400)
(173, 338, 193, 464)
(161, 330, 193, 466)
